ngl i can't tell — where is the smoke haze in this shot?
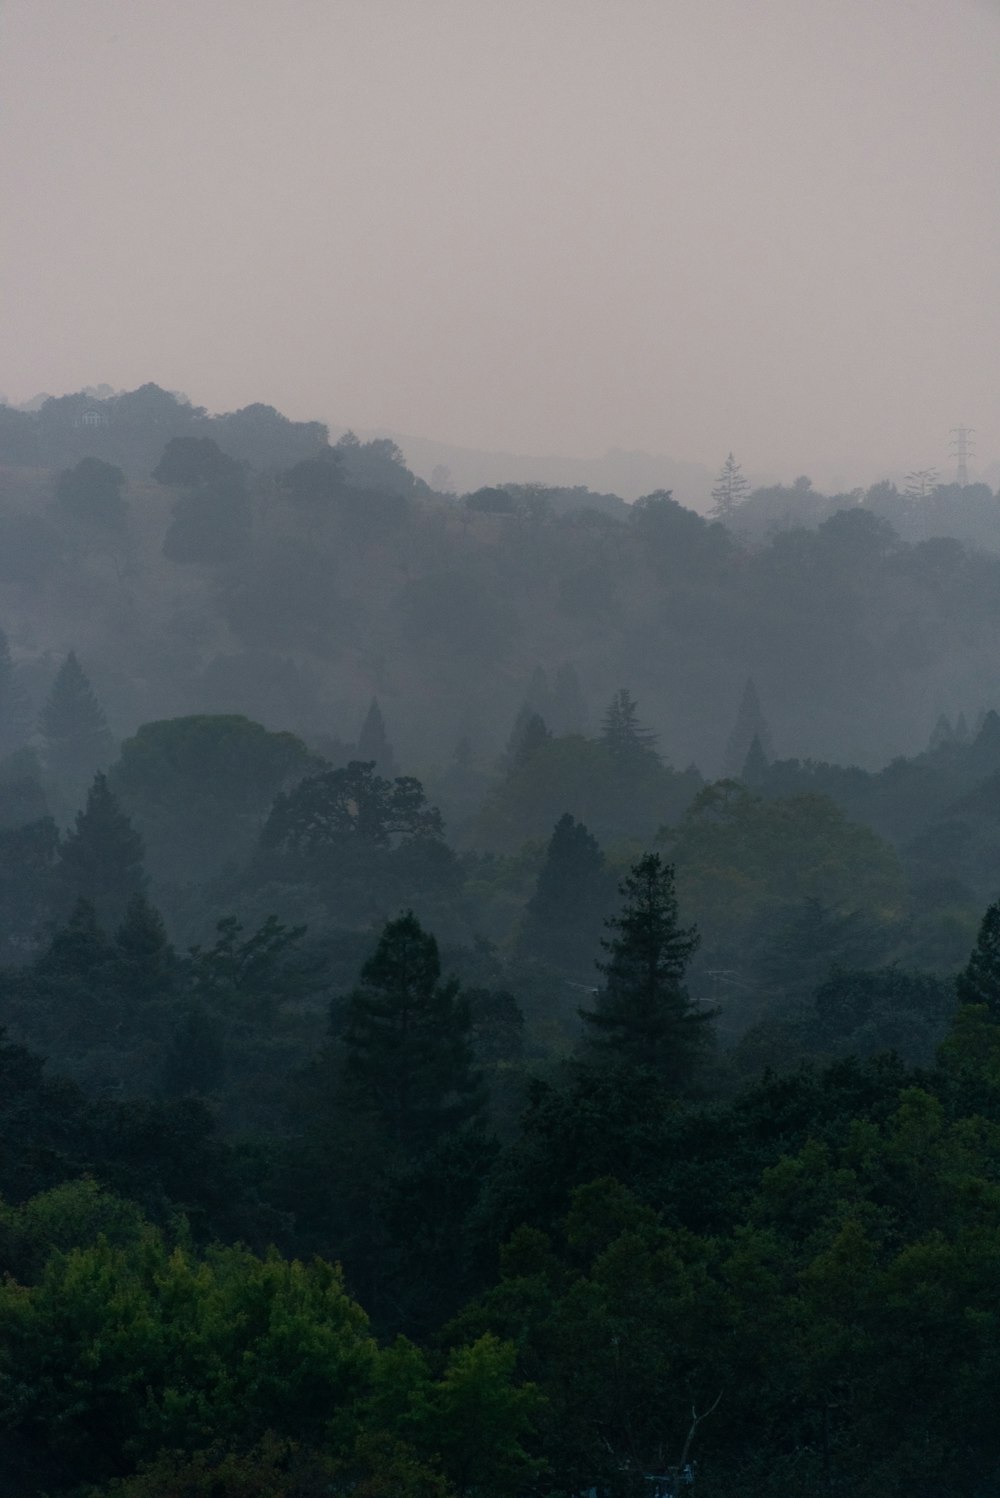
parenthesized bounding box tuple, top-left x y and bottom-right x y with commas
(2, 0, 999, 489)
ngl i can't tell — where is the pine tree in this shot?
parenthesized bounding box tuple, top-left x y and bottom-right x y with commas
(710, 452, 750, 522)
(342, 912, 484, 1152)
(956, 900, 1000, 1019)
(601, 689, 658, 766)
(56, 772, 146, 928)
(518, 813, 612, 977)
(723, 678, 774, 778)
(504, 708, 551, 773)
(357, 697, 398, 776)
(39, 653, 114, 804)
(580, 853, 709, 1085)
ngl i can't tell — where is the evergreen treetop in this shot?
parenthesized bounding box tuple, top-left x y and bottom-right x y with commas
(710, 451, 750, 521)
(39, 653, 114, 797)
(57, 772, 146, 927)
(956, 899, 1000, 1019)
(600, 689, 658, 766)
(519, 813, 610, 977)
(356, 698, 397, 777)
(580, 853, 709, 1086)
(722, 678, 774, 778)
(342, 912, 484, 1152)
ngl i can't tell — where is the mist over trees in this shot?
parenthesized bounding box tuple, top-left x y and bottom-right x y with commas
(3, 384, 1000, 1491)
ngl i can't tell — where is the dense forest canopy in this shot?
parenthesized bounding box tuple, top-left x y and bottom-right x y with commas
(2, 386, 1000, 1492)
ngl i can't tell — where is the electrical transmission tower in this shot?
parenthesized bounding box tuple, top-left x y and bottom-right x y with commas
(949, 426, 975, 487)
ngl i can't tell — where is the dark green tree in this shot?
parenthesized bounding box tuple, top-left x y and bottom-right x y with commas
(55, 456, 127, 530)
(600, 689, 658, 767)
(722, 677, 775, 778)
(155, 436, 250, 565)
(280, 446, 345, 507)
(261, 761, 442, 860)
(39, 653, 115, 806)
(187, 914, 320, 1026)
(518, 813, 612, 978)
(956, 899, 1000, 1019)
(342, 913, 484, 1153)
(504, 710, 551, 774)
(580, 853, 709, 1085)
(111, 715, 313, 886)
(56, 772, 146, 928)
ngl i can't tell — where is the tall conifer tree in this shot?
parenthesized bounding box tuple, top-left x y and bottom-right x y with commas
(601, 689, 658, 767)
(957, 900, 1000, 1019)
(342, 912, 484, 1152)
(56, 772, 146, 928)
(723, 678, 774, 778)
(39, 653, 114, 804)
(519, 813, 612, 977)
(581, 853, 710, 1086)
(356, 698, 398, 776)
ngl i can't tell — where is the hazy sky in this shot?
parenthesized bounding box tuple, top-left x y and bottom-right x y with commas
(2, 0, 999, 489)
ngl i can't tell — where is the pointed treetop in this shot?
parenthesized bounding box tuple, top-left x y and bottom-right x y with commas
(504, 706, 552, 773)
(929, 714, 955, 753)
(57, 771, 147, 928)
(710, 452, 750, 522)
(580, 852, 709, 1085)
(518, 813, 610, 976)
(723, 678, 775, 778)
(956, 899, 1000, 1019)
(343, 911, 485, 1150)
(357, 697, 397, 776)
(601, 688, 658, 766)
(39, 652, 115, 796)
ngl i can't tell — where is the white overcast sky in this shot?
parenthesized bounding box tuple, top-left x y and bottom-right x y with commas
(1, 0, 998, 489)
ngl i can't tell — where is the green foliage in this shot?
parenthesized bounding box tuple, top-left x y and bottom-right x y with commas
(600, 687, 658, 767)
(342, 913, 484, 1153)
(156, 437, 250, 566)
(56, 771, 147, 927)
(517, 813, 612, 978)
(55, 456, 127, 530)
(112, 715, 313, 885)
(263, 760, 442, 859)
(956, 897, 1000, 1017)
(39, 652, 115, 805)
(476, 732, 700, 852)
(581, 854, 709, 1085)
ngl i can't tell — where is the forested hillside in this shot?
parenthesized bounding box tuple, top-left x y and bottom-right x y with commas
(1, 387, 1000, 1493)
